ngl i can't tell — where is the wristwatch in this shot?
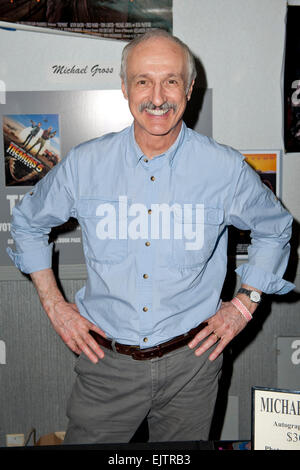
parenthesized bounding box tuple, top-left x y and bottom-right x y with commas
(237, 288, 261, 304)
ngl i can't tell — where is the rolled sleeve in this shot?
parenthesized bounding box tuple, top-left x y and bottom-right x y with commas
(229, 159, 295, 295)
(7, 244, 53, 274)
(235, 263, 295, 295)
(7, 150, 77, 274)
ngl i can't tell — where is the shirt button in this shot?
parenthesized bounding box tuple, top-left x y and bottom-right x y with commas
(150, 176, 155, 181)
(143, 274, 149, 279)
(143, 306, 148, 312)
(144, 158, 148, 163)
(148, 209, 152, 214)
(145, 241, 151, 247)
(143, 337, 148, 343)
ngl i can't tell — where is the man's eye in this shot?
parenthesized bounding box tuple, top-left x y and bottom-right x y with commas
(137, 80, 147, 85)
(168, 79, 178, 85)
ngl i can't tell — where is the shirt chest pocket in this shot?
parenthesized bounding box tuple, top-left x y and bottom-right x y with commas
(172, 206, 224, 269)
(77, 198, 128, 264)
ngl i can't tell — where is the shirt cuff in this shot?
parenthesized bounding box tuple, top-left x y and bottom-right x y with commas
(7, 244, 53, 274)
(235, 263, 295, 295)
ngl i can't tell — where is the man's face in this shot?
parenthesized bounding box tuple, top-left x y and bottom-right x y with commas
(122, 37, 194, 146)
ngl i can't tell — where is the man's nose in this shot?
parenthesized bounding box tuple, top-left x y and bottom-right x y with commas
(151, 82, 166, 107)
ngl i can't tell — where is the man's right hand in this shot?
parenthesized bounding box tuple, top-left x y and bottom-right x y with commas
(47, 299, 106, 363)
(30, 268, 106, 363)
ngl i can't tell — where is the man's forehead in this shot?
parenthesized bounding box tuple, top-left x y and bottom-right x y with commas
(126, 37, 187, 73)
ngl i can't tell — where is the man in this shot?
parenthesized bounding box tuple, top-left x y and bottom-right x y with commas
(21, 120, 41, 148)
(28, 126, 57, 157)
(8, 30, 294, 444)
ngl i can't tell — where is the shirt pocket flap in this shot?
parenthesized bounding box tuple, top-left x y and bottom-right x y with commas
(173, 205, 224, 225)
(77, 197, 128, 264)
(77, 197, 127, 218)
(172, 206, 224, 269)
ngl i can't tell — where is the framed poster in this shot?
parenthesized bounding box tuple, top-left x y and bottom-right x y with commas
(252, 386, 300, 450)
(0, 0, 173, 40)
(3, 113, 60, 186)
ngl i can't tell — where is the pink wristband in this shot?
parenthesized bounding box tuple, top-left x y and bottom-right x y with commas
(231, 297, 252, 322)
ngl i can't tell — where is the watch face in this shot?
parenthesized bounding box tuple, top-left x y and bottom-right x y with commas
(250, 291, 261, 302)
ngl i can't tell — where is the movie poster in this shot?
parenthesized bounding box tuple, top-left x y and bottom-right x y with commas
(228, 151, 280, 257)
(284, 5, 300, 152)
(0, 0, 172, 40)
(3, 114, 60, 186)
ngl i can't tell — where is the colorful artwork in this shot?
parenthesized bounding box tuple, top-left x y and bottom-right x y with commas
(3, 113, 60, 186)
(0, 0, 173, 40)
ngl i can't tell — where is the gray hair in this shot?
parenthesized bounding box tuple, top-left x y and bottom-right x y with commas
(120, 29, 197, 94)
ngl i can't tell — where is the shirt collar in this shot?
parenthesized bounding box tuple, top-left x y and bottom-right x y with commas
(125, 121, 187, 168)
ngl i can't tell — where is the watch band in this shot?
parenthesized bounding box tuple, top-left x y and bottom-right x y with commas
(237, 287, 261, 303)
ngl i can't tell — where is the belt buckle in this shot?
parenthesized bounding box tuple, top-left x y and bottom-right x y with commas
(131, 350, 144, 360)
(131, 346, 163, 360)
(157, 347, 163, 358)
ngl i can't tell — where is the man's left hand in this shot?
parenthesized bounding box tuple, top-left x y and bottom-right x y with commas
(188, 301, 248, 361)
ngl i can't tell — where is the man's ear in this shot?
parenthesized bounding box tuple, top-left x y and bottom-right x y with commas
(121, 80, 128, 100)
(186, 79, 195, 101)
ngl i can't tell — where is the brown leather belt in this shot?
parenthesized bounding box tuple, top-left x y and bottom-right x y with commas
(90, 322, 207, 360)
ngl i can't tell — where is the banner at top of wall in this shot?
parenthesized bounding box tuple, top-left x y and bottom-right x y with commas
(284, 5, 300, 152)
(0, 0, 172, 41)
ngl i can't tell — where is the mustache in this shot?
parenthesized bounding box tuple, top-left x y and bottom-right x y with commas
(138, 101, 178, 112)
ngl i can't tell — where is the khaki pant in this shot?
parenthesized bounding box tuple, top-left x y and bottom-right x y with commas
(64, 342, 222, 444)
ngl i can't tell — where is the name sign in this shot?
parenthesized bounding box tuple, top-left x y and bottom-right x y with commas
(252, 387, 300, 450)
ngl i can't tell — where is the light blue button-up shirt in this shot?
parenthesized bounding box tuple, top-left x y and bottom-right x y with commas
(7, 123, 294, 347)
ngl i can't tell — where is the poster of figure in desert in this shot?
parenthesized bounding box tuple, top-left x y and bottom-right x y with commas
(3, 114, 60, 186)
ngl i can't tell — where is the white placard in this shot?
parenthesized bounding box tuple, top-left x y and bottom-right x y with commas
(252, 387, 300, 450)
